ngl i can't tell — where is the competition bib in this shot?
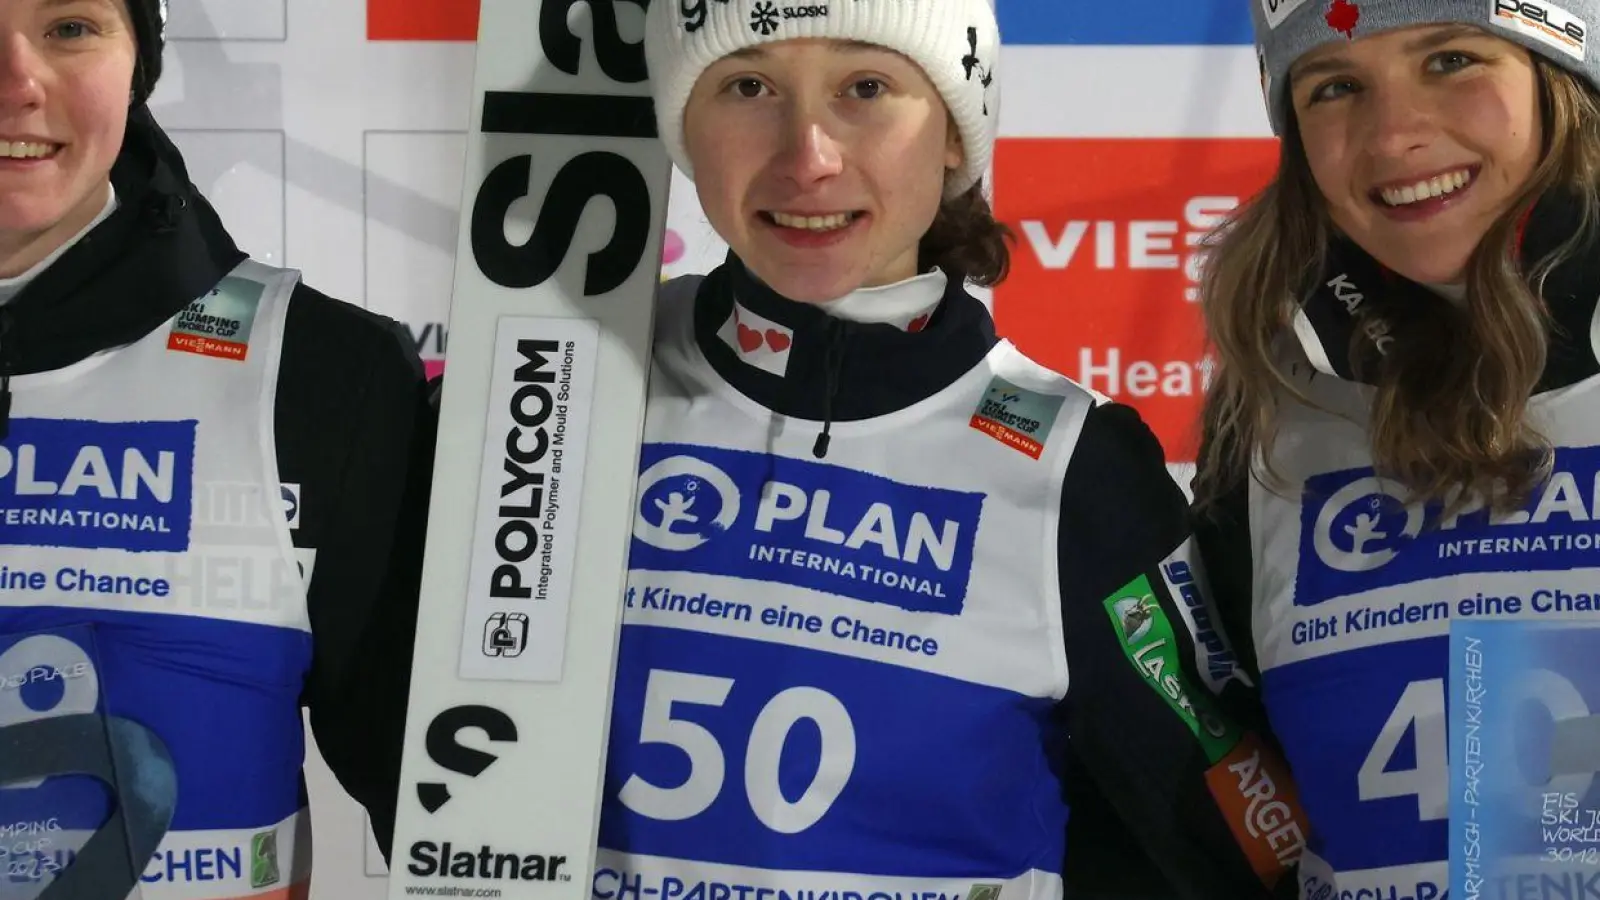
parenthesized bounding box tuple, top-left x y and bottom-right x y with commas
(0, 259, 313, 900)
(1253, 372, 1600, 900)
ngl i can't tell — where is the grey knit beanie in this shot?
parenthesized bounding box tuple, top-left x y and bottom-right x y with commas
(1253, 0, 1600, 134)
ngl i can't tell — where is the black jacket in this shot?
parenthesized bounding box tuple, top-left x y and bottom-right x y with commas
(0, 104, 436, 861)
(689, 260, 1296, 900)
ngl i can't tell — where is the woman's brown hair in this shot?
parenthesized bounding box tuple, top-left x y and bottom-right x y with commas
(1192, 56, 1600, 516)
(919, 179, 1014, 287)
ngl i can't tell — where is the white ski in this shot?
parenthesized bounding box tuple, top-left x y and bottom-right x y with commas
(385, 1, 670, 897)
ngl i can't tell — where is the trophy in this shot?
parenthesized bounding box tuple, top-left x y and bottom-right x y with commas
(0, 627, 178, 900)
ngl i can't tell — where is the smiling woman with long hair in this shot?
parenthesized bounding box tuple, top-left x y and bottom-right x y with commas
(1191, 2, 1600, 898)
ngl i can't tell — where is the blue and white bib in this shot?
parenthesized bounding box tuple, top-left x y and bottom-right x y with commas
(1249, 324, 1600, 900)
(0, 259, 314, 900)
(593, 277, 1096, 900)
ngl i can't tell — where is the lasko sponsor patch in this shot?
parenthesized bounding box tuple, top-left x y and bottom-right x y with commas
(1103, 574, 1240, 762)
(251, 828, 282, 888)
(1295, 446, 1600, 607)
(0, 419, 195, 552)
(1493, 0, 1587, 63)
(968, 377, 1064, 459)
(629, 444, 984, 615)
(167, 276, 264, 361)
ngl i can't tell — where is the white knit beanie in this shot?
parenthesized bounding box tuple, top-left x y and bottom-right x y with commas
(644, 0, 1001, 199)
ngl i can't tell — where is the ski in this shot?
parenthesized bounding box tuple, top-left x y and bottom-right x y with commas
(385, 1, 669, 898)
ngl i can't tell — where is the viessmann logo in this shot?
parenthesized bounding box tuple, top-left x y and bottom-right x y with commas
(994, 138, 1278, 463)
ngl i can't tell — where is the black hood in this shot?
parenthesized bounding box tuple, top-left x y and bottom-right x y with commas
(1295, 188, 1600, 393)
(0, 103, 246, 377)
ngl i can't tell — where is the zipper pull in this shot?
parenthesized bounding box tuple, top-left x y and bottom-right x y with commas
(0, 312, 12, 443)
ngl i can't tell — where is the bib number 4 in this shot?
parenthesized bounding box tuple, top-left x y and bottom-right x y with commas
(1358, 679, 1448, 821)
(617, 669, 857, 834)
(1358, 673, 1594, 821)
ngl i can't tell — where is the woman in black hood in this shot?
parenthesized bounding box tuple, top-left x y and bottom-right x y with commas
(0, 1, 434, 894)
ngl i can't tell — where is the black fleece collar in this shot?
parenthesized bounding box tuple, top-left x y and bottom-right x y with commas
(692, 252, 999, 457)
(0, 104, 246, 377)
(1296, 188, 1600, 393)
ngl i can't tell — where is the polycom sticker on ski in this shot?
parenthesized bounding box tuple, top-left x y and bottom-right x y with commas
(458, 316, 600, 684)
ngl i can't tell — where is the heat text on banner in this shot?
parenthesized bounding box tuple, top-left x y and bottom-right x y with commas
(993, 138, 1278, 461)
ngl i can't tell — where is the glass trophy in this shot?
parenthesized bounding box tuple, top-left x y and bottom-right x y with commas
(1450, 618, 1600, 898)
(0, 625, 177, 899)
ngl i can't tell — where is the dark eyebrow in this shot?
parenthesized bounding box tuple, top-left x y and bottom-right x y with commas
(1290, 24, 1484, 81)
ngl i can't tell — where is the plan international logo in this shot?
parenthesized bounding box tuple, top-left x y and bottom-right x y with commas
(630, 444, 984, 614)
(0, 419, 196, 553)
(1295, 445, 1600, 606)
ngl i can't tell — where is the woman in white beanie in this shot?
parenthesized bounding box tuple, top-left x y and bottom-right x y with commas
(1194, 0, 1600, 898)
(591, 2, 1308, 899)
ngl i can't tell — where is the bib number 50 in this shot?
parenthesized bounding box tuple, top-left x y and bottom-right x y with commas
(618, 669, 857, 834)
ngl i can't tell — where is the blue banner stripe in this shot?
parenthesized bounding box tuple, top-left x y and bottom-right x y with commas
(996, 0, 1253, 46)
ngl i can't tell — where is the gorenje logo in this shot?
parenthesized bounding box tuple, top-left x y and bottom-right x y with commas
(629, 444, 984, 614)
(407, 842, 569, 882)
(1295, 445, 1600, 607)
(0, 419, 196, 552)
(1495, 0, 1587, 61)
(1161, 554, 1250, 691)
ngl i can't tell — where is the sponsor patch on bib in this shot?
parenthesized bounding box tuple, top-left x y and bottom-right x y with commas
(969, 377, 1063, 459)
(167, 276, 264, 362)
